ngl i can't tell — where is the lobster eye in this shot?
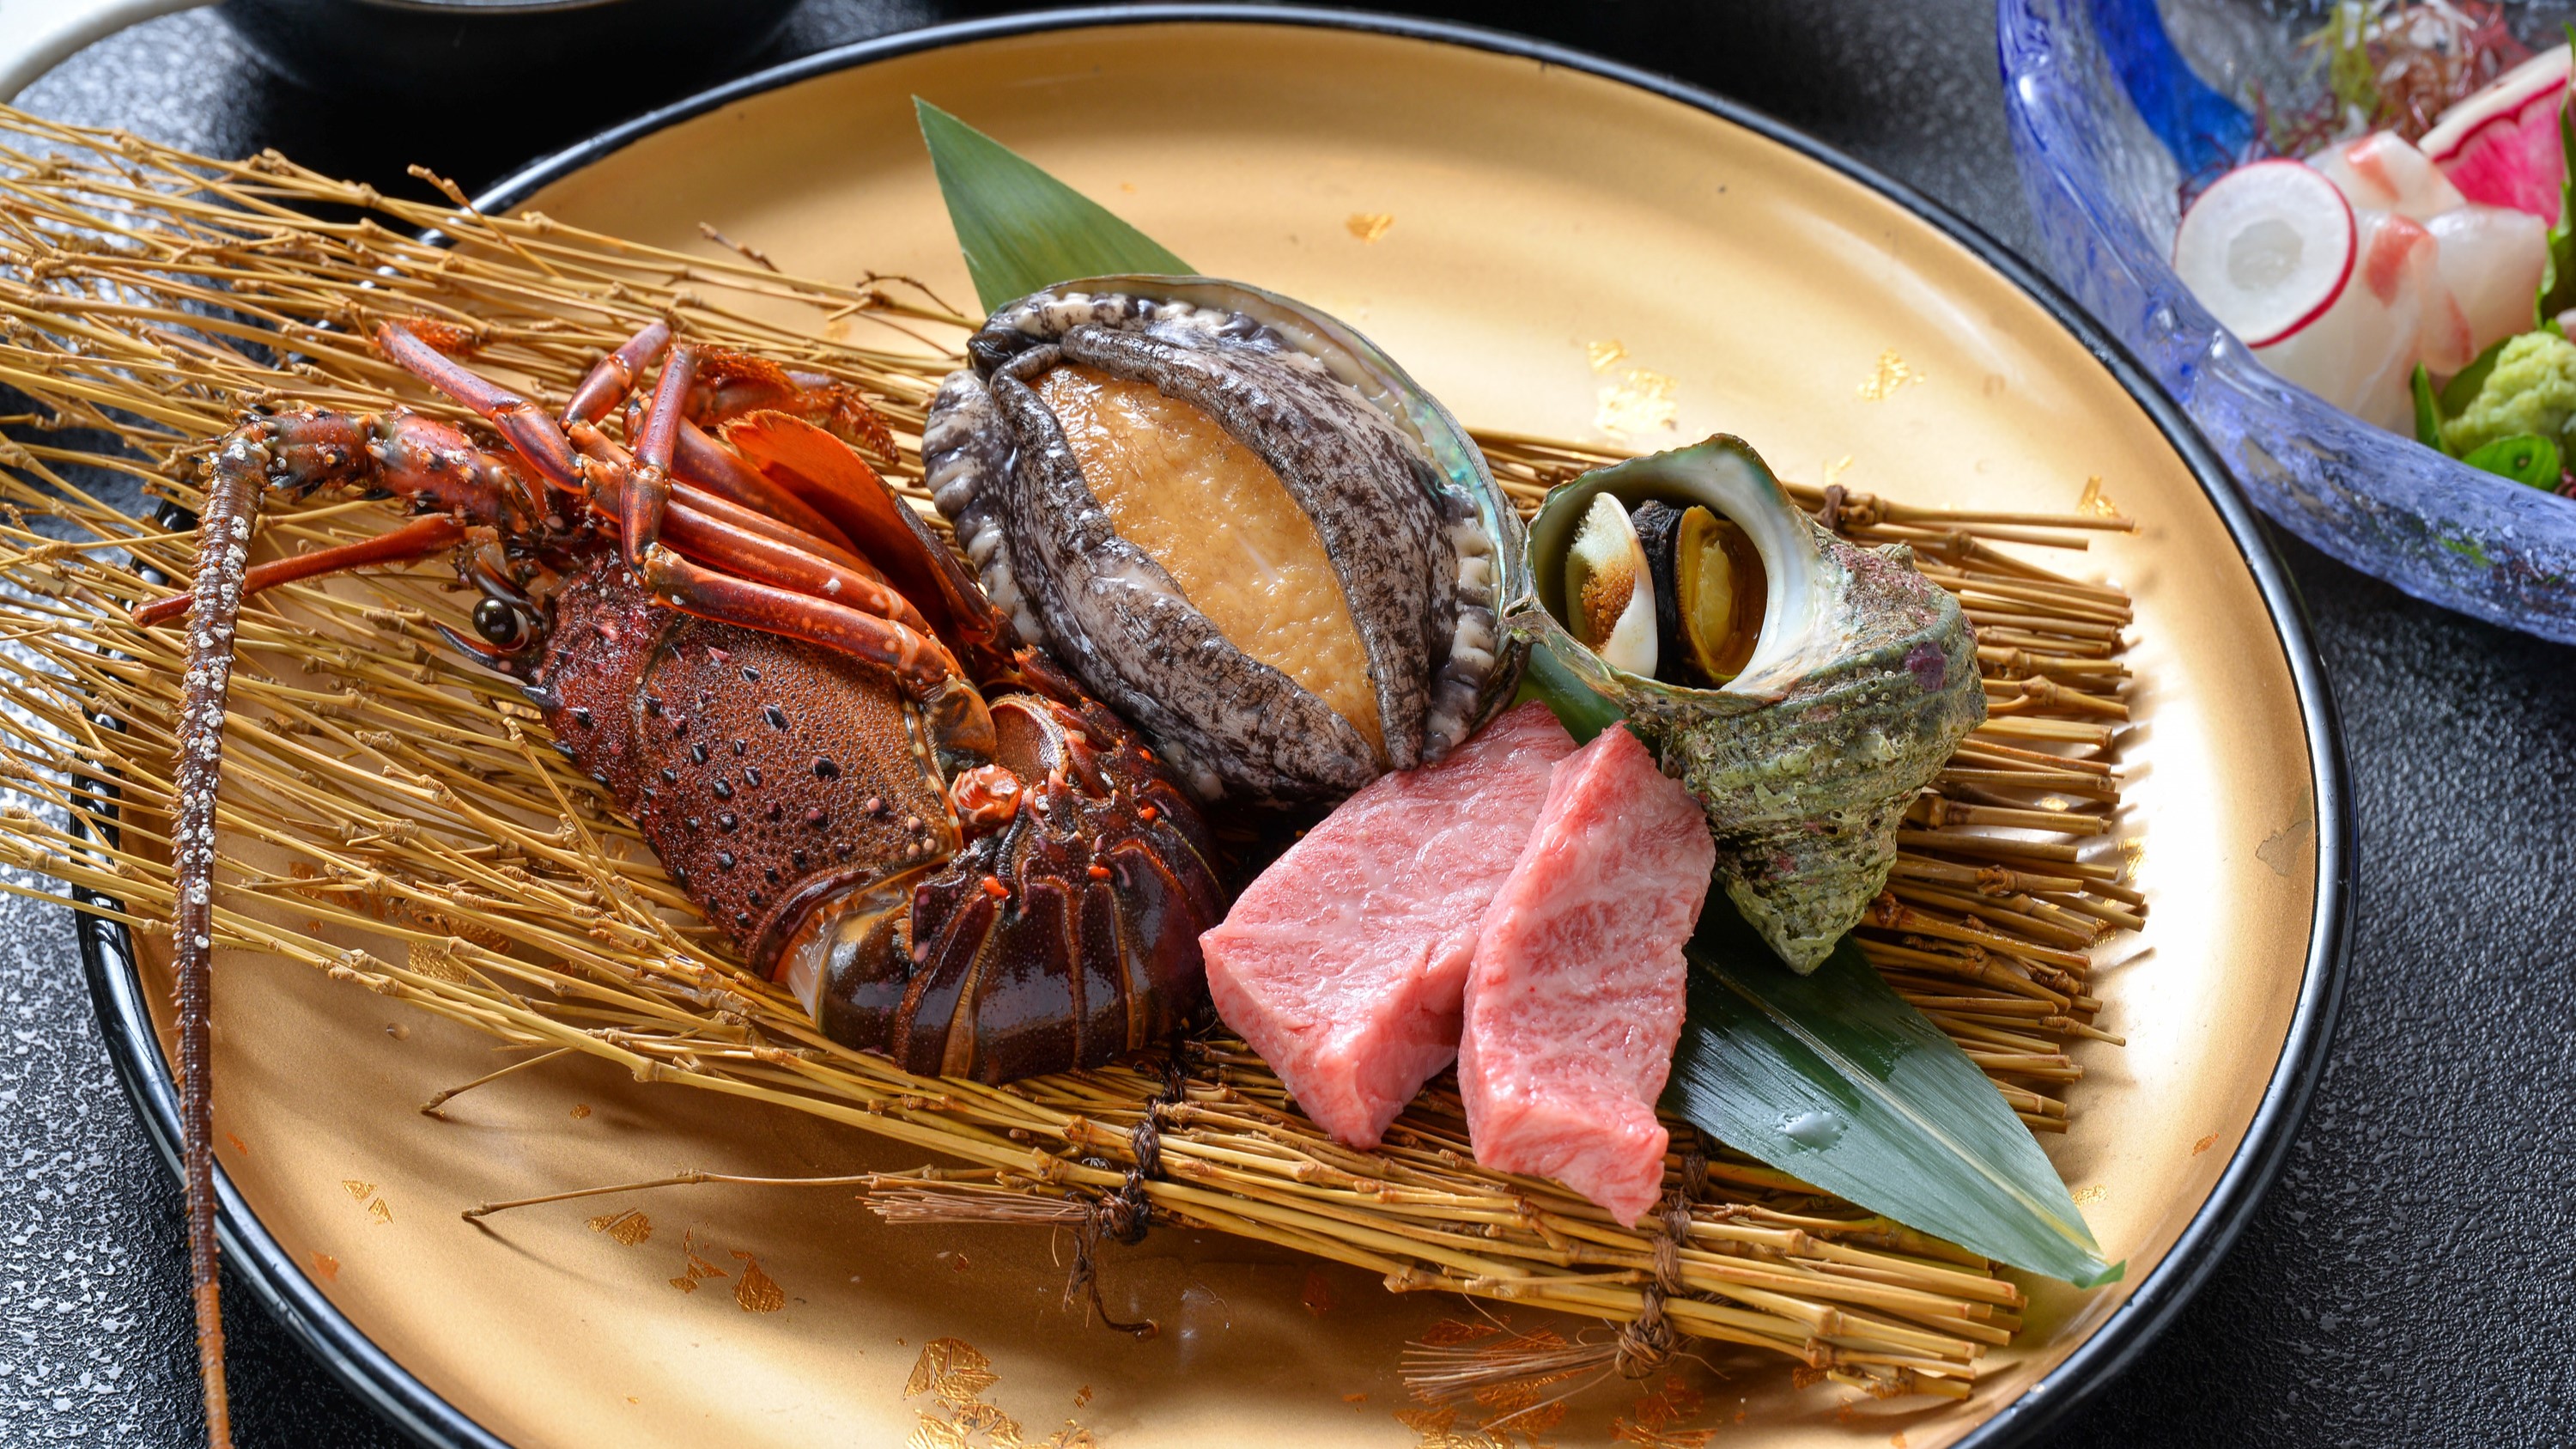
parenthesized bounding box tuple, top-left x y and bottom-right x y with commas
(471, 597, 536, 650)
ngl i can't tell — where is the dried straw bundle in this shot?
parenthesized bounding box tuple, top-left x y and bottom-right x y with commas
(0, 107, 2138, 1405)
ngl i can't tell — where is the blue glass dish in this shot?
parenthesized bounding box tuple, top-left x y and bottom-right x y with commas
(2002, 0, 2576, 638)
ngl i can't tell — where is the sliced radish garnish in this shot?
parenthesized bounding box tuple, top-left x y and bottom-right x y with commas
(2426, 204, 2550, 371)
(2314, 131, 2467, 220)
(2174, 160, 2357, 349)
(2256, 210, 2437, 431)
(2422, 43, 2572, 223)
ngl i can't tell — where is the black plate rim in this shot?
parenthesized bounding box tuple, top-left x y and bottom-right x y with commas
(76, 8, 2354, 1447)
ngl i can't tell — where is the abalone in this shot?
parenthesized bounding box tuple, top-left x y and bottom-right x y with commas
(1508, 435, 1985, 972)
(922, 278, 1525, 805)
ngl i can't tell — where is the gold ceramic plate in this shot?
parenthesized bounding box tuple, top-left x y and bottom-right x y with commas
(92, 13, 2345, 1449)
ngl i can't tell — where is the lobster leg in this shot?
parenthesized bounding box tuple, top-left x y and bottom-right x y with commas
(628, 556, 995, 766)
(722, 411, 1084, 702)
(380, 326, 974, 736)
(561, 318, 671, 427)
(566, 423, 872, 573)
(686, 345, 899, 460)
(606, 347, 996, 764)
(386, 320, 865, 560)
(377, 324, 583, 496)
(715, 410, 922, 568)
(667, 417, 859, 555)
(614, 346, 688, 571)
(132, 514, 469, 628)
(576, 454, 941, 645)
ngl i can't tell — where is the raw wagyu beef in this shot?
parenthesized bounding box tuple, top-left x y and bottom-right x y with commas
(1201, 702, 1578, 1147)
(1460, 723, 1715, 1226)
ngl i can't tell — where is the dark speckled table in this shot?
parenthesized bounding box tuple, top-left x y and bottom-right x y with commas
(3, 2, 2567, 1444)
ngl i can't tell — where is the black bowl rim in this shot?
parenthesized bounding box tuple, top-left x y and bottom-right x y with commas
(76, 7, 2353, 1446)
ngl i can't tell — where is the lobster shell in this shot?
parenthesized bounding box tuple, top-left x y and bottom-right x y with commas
(536, 551, 1227, 1083)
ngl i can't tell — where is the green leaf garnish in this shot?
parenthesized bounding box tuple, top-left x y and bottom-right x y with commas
(2459, 432, 2563, 488)
(914, 98, 1194, 317)
(1668, 907, 2121, 1287)
(2412, 363, 2453, 454)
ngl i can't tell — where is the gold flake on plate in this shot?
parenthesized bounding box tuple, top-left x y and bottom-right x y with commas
(2257, 815, 2315, 878)
(1346, 211, 1395, 242)
(1586, 338, 1630, 372)
(670, 1228, 730, 1294)
(732, 1251, 785, 1314)
(902, 1337, 1098, 1449)
(586, 1209, 653, 1246)
(1856, 348, 1924, 401)
(1612, 1376, 1713, 1449)
(2078, 474, 2123, 519)
(1416, 1318, 1500, 1348)
(1391, 1405, 1492, 1449)
(1595, 368, 1678, 438)
(907, 1337, 999, 1407)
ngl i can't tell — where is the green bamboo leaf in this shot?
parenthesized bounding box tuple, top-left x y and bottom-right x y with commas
(914, 98, 1194, 316)
(2412, 363, 2453, 454)
(1668, 904, 2120, 1287)
(1512, 638, 1625, 744)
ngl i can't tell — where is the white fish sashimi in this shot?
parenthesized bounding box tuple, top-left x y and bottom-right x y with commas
(2425, 204, 2551, 372)
(2313, 131, 2469, 221)
(2183, 126, 2554, 429)
(2255, 210, 2438, 432)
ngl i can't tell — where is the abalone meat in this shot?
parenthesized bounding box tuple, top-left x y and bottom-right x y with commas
(922, 278, 1526, 806)
(1508, 435, 1985, 971)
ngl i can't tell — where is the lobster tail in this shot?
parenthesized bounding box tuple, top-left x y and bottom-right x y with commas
(167, 427, 270, 1449)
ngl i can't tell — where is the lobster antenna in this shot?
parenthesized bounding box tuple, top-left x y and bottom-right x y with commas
(167, 429, 270, 1449)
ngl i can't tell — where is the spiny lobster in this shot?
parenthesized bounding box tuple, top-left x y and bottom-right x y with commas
(137, 320, 1227, 1445)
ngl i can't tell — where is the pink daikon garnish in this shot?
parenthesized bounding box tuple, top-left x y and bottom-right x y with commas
(2422, 44, 2572, 224)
